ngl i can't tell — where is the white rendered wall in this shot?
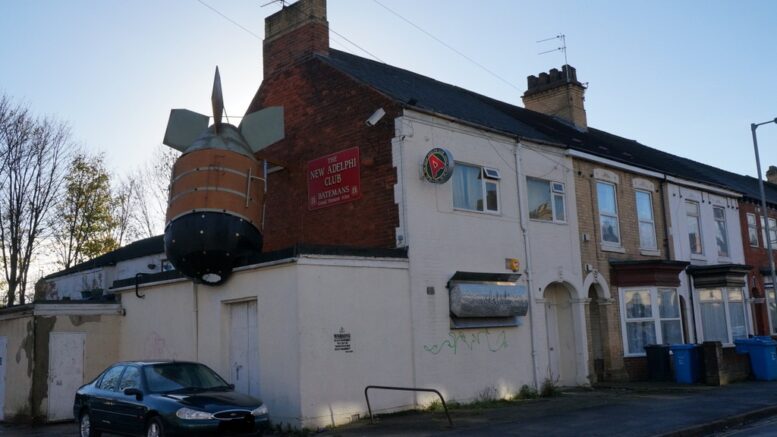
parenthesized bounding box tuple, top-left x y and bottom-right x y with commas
(666, 184, 748, 343)
(393, 110, 584, 402)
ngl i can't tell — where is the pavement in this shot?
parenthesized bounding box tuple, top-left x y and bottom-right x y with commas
(3, 381, 777, 436)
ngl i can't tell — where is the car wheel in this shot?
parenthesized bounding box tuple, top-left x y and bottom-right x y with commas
(79, 411, 102, 437)
(146, 416, 165, 437)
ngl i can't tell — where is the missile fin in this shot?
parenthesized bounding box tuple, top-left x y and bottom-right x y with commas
(163, 109, 209, 152)
(240, 106, 285, 153)
(212, 67, 223, 131)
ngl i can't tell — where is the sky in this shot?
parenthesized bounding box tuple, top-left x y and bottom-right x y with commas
(1, 0, 777, 180)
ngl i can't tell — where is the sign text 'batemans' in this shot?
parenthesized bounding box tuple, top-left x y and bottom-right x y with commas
(307, 147, 361, 210)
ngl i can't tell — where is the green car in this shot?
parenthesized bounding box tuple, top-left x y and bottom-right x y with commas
(73, 361, 270, 436)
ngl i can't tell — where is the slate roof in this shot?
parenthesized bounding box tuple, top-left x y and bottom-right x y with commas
(320, 49, 777, 205)
(45, 235, 164, 279)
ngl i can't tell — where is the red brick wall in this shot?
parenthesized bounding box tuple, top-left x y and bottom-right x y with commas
(738, 199, 774, 335)
(247, 58, 401, 251)
(263, 21, 329, 80)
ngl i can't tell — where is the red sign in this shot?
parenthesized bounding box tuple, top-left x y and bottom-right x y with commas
(307, 147, 361, 210)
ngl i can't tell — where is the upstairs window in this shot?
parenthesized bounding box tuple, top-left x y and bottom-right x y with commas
(747, 213, 759, 247)
(713, 206, 729, 257)
(596, 181, 620, 245)
(453, 163, 500, 213)
(527, 178, 566, 223)
(635, 190, 657, 250)
(761, 217, 777, 248)
(686, 201, 703, 255)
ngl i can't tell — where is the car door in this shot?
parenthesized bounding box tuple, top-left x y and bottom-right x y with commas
(90, 365, 125, 431)
(113, 365, 147, 435)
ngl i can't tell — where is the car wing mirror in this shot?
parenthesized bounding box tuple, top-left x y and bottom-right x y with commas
(124, 388, 143, 400)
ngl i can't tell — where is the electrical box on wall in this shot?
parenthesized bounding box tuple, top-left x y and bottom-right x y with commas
(505, 258, 520, 272)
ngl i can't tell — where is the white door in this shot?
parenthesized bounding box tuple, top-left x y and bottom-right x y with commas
(545, 284, 577, 386)
(545, 299, 561, 382)
(47, 332, 85, 421)
(229, 301, 260, 397)
(0, 336, 6, 421)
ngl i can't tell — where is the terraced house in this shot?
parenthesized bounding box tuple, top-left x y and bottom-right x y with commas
(4, 0, 777, 428)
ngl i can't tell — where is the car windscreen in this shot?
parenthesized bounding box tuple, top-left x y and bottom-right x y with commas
(143, 363, 231, 393)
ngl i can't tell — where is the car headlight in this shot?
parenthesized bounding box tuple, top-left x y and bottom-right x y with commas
(176, 407, 214, 420)
(251, 404, 269, 416)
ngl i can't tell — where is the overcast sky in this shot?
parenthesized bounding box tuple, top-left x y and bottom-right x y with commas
(2, 0, 776, 179)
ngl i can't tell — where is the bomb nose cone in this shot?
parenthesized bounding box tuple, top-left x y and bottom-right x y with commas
(164, 212, 263, 286)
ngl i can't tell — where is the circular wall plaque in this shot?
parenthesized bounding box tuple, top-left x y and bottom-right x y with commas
(422, 148, 455, 184)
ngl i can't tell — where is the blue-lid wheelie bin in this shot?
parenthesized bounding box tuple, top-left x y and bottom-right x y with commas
(670, 344, 701, 384)
(748, 337, 777, 381)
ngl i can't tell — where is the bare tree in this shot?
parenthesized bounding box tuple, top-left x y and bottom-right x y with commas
(0, 95, 71, 306)
(112, 174, 141, 246)
(133, 144, 178, 238)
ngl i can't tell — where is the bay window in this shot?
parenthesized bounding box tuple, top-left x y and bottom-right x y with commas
(621, 287, 683, 356)
(697, 287, 748, 343)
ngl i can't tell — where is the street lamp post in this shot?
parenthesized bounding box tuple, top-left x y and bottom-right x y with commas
(752, 117, 777, 334)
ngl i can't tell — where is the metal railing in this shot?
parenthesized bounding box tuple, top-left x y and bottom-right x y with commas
(364, 385, 453, 427)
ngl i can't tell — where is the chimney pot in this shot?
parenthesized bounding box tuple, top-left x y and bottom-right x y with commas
(522, 64, 588, 130)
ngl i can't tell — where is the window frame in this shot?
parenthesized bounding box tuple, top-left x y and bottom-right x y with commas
(685, 200, 703, 255)
(761, 216, 777, 248)
(713, 205, 729, 258)
(635, 189, 657, 251)
(452, 162, 501, 214)
(695, 286, 749, 344)
(596, 181, 621, 246)
(619, 287, 684, 357)
(527, 177, 567, 224)
(747, 213, 759, 247)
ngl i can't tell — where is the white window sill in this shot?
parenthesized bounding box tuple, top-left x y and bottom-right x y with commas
(690, 254, 706, 261)
(601, 244, 625, 253)
(453, 207, 501, 216)
(640, 249, 661, 257)
(529, 218, 567, 225)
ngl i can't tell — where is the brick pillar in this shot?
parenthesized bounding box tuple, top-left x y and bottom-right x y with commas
(702, 341, 726, 385)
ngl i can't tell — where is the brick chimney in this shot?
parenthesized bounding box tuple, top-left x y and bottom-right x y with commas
(767, 166, 777, 184)
(263, 0, 329, 78)
(522, 65, 587, 130)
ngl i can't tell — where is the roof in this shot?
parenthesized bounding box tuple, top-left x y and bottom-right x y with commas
(45, 235, 164, 279)
(320, 49, 777, 205)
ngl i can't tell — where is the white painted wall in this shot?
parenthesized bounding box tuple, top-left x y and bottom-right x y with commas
(393, 110, 588, 399)
(667, 183, 748, 342)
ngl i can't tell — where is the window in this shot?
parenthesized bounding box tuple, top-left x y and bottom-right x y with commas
(761, 217, 777, 248)
(453, 163, 499, 213)
(747, 213, 759, 247)
(686, 201, 703, 255)
(713, 206, 729, 257)
(119, 366, 141, 391)
(98, 366, 125, 392)
(621, 288, 683, 355)
(697, 287, 748, 343)
(527, 178, 566, 222)
(635, 190, 657, 250)
(597, 182, 620, 245)
(161, 259, 174, 272)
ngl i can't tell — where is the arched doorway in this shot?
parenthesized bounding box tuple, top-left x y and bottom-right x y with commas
(587, 285, 605, 383)
(544, 282, 577, 386)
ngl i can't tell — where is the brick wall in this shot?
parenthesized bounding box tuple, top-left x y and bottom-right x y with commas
(246, 58, 401, 251)
(738, 199, 776, 335)
(574, 159, 673, 381)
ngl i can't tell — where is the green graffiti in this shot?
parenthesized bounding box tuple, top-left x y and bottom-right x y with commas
(423, 330, 508, 355)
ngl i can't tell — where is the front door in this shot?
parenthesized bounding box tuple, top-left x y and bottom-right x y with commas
(545, 284, 577, 386)
(0, 336, 6, 421)
(48, 332, 85, 421)
(229, 300, 260, 397)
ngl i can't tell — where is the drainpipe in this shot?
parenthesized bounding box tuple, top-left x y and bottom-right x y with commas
(659, 178, 671, 261)
(193, 282, 199, 359)
(514, 140, 540, 390)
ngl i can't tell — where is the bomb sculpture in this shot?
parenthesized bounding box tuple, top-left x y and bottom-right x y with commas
(162, 67, 284, 285)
